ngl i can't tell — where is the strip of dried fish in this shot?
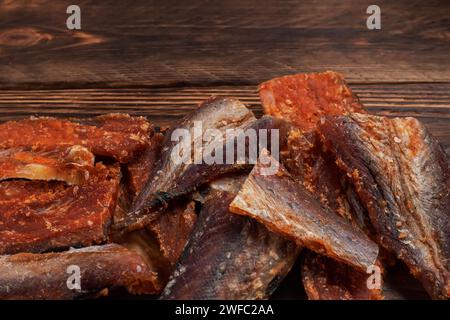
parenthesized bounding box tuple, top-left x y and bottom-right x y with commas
(259, 71, 366, 131)
(118, 97, 289, 231)
(0, 145, 94, 185)
(0, 244, 159, 299)
(130, 96, 255, 213)
(230, 151, 379, 272)
(319, 113, 450, 299)
(0, 115, 151, 163)
(161, 175, 299, 299)
(0, 163, 120, 254)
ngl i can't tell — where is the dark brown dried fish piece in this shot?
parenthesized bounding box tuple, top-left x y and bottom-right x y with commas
(0, 244, 159, 299)
(112, 178, 195, 292)
(0, 145, 94, 185)
(147, 201, 197, 267)
(319, 113, 450, 299)
(111, 185, 168, 294)
(118, 97, 289, 231)
(229, 151, 379, 272)
(130, 96, 255, 213)
(118, 230, 170, 293)
(161, 175, 299, 300)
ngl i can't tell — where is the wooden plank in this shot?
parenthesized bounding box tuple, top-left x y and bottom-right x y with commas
(0, 0, 449, 88)
(0, 83, 448, 155)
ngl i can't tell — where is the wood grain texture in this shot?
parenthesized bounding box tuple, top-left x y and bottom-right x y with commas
(0, 83, 448, 155)
(0, 0, 449, 88)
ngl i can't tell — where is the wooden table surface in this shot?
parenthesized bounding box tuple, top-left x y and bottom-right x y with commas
(0, 0, 449, 158)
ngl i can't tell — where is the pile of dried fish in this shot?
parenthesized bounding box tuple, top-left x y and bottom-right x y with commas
(0, 72, 448, 300)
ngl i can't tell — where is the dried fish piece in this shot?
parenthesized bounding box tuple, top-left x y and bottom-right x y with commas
(161, 175, 298, 300)
(302, 252, 382, 300)
(283, 130, 371, 230)
(125, 133, 164, 198)
(284, 129, 382, 299)
(0, 145, 94, 185)
(111, 183, 168, 294)
(147, 201, 197, 266)
(0, 244, 159, 299)
(0, 163, 120, 255)
(260, 72, 378, 299)
(0, 115, 151, 163)
(119, 97, 288, 231)
(319, 113, 450, 299)
(86, 113, 153, 137)
(112, 180, 196, 292)
(118, 231, 170, 293)
(130, 96, 255, 214)
(259, 71, 366, 131)
(229, 151, 379, 272)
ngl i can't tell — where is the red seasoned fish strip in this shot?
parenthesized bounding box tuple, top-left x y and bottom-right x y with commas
(0, 115, 151, 163)
(229, 151, 379, 272)
(87, 113, 153, 136)
(0, 163, 120, 254)
(259, 71, 366, 131)
(0, 145, 94, 185)
(0, 244, 159, 299)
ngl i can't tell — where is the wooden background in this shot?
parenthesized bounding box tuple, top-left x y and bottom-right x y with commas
(0, 0, 449, 159)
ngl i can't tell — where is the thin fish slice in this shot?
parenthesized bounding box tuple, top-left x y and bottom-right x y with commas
(131, 96, 255, 214)
(161, 175, 299, 300)
(125, 132, 164, 198)
(0, 115, 151, 163)
(229, 150, 379, 272)
(0, 244, 159, 299)
(147, 201, 197, 267)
